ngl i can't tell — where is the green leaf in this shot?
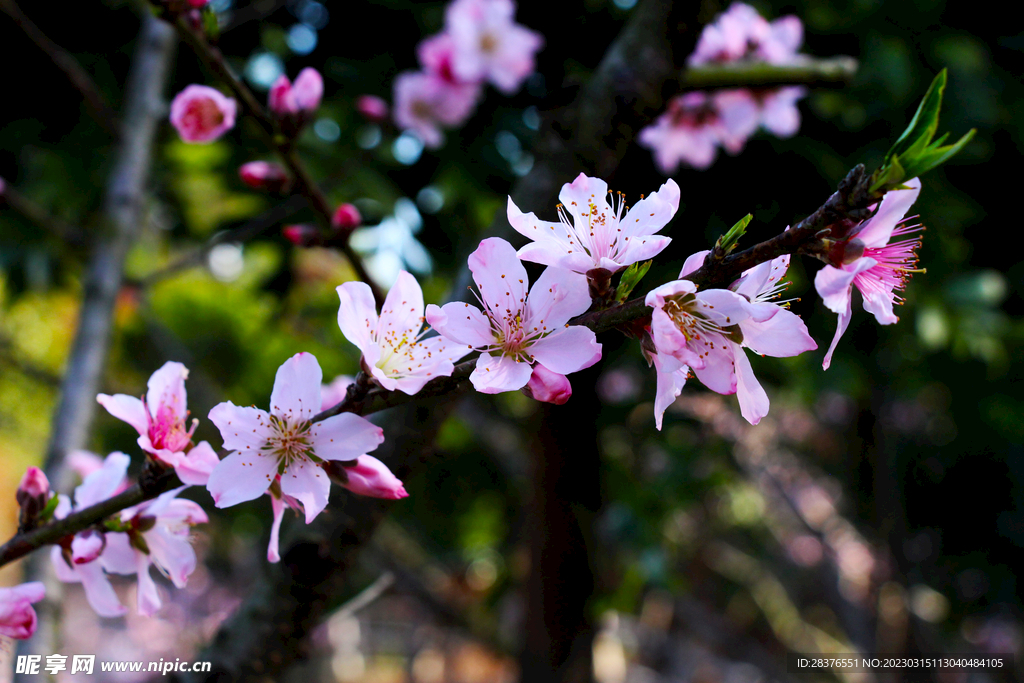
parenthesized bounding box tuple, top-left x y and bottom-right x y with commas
(716, 214, 753, 254)
(38, 494, 60, 523)
(870, 154, 906, 193)
(884, 69, 947, 163)
(901, 129, 977, 179)
(615, 260, 652, 303)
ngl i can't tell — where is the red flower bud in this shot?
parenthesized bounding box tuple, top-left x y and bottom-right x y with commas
(356, 95, 389, 122)
(238, 161, 290, 193)
(283, 224, 321, 247)
(331, 203, 362, 233)
(16, 467, 50, 528)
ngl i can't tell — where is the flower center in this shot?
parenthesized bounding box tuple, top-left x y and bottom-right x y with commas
(182, 97, 224, 134)
(265, 414, 316, 472)
(858, 221, 925, 304)
(374, 320, 430, 378)
(147, 402, 196, 453)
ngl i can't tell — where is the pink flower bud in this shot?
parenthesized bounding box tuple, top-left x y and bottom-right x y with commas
(268, 68, 323, 118)
(0, 582, 45, 640)
(16, 467, 50, 524)
(339, 455, 409, 500)
(268, 75, 293, 117)
(331, 203, 362, 233)
(188, 0, 208, 7)
(522, 363, 573, 405)
(17, 467, 49, 500)
(283, 224, 321, 247)
(71, 530, 106, 564)
(239, 161, 290, 193)
(291, 68, 323, 112)
(169, 85, 237, 143)
(356, 95, 389, 122)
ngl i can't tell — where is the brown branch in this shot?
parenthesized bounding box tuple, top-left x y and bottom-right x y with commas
(166, 12, 385, 305)
(0, 0, 121, 136)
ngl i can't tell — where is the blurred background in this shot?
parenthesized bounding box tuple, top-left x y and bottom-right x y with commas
(1, 0, 1021, 681)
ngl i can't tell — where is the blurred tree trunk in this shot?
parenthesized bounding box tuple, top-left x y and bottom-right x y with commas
(519, 364, 605, 683)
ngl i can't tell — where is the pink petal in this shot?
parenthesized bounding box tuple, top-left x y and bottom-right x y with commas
(653, 354, 689, 431)
(75, 452, 130, 509)
(146, 361, 189, 423)
(528, 327, 602, 375)
(855, 178, 921, 248)
(760, 87, 804, 138)
(468, 238, 530, 319)
(679, 250, 710, 278)
(692, 343, 737, 395)
(617, 235, 673, 268)
(733, 343, 770, 425)
(860, 281, 899, 325)
(822, 306, 853, 370)
(279, 459, 331, 523)
(207, 451, 279, 508)
(270, 352, 322, 423)
(267, 494, 286, 563)
(76, 556, 128, 618)
(146, 526, 197, 589)
(136, 554, 162, 617)
(741, 308, 817, 357)
(694, 289, 755, 327)
(426, 302, 495, 348)
(623, 178, 680, 237)
(208, 401, 274, 453)
(99, 532, 137, 575)
(71, 531, 105, 565)
(525, 266, 591, 329)
(96, 394, 148, 436)
(470, 353, 533, 393)
(174, 440, 221, 487)
(815, 262, 866, 315)
(337, 280, 379, 353)
(378, 271, 426, 341)
(309, 412, 385, 461)
(509, 201, 577, 269)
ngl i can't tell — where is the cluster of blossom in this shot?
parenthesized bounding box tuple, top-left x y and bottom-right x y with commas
(639, 3, 806, 172)
(2, 168, 925, 636)
(391, 0, 543, 148)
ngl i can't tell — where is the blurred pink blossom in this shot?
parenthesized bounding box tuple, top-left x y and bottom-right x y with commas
(0, 582, 45, 639)
(269, 67, 323, 116)
(393, 71, 481, 148)
(689, 2, 802, 66)
(169, 85, 236, 143)
(444, 0, 543, 93)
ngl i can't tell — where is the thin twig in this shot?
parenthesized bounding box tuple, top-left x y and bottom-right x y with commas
(138, 195, 307, 287)
(329, 572, 395, 623)
(0, 0, 121, 136)
(167, 12, 385, 304)
(682, 56, 858, 89)
(0, 183, 86, 247)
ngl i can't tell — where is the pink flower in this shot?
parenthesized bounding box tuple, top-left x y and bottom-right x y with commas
(646, 250, 815, 425)
(426, 238, 601, 393)
(522, 363, 573, 405)
(0, 582, 45, 639)
(169, 85, 237, 143)
(206, 353, 385, 523)
(51, 452, 133, 617)
(174, 441, 221, 486)
(268, 67, 324, 117)
(356, 94, 389, 122)
(508, 173, 679, 275)
(336, 455, 409, 500)
(67, 449, 104, 479)
(393, 70, 481, 148)
(97, 361, 198, 470)
(444, 0, 543, 94)
(321, 374, 354, 411)
(239, 161, 290, 193)
(649, 350, 690, 431)
(688, 3, 802, 66)
(640, 91, 760, 172)
(106, 488, 208, 616)
(337, 271, 470, 394)
(815, 178, 923, 369)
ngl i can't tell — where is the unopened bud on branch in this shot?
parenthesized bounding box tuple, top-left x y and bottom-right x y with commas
(283, 224, 322, 247)
(239, 161, 290, 193)
(331, 203, 362, 235)
(16, 467, 50, 528)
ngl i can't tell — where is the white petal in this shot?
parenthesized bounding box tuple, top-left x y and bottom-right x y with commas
(96, 394, 148, 436)
(337, 280, 379, 353)
(470, 353, 533, 393)
(145, 361, 189, 423)
(310, 413, 385, 461)
(75, 452, 130, 509)
(208, 401, 274, 453)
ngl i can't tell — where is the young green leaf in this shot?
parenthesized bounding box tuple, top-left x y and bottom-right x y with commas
(717, 213, 753, 254)
(615, 260, 652, 303)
